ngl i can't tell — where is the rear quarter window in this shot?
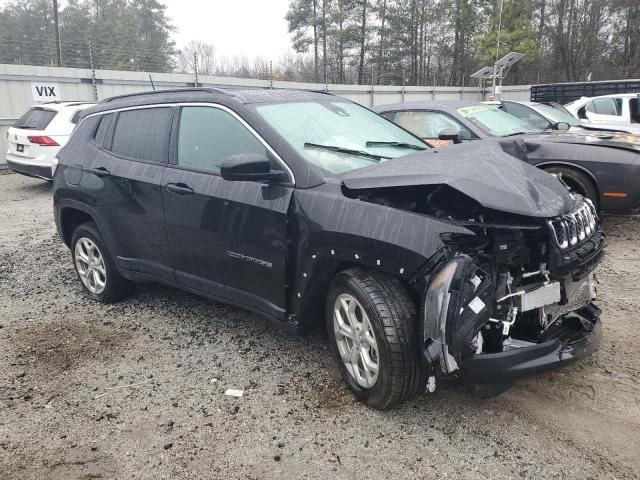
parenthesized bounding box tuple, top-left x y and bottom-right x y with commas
(110, 108, 173, 163)
(13, 108, 57, 130)
(70, 109, 84, 124)
(94, 113, 116, 147)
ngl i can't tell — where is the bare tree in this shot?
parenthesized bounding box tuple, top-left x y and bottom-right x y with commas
(176, 41, 216, 74)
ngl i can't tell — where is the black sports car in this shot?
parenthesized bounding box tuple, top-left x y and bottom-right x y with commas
(54, 88, 603, 409)
(375, 101, 640, 215)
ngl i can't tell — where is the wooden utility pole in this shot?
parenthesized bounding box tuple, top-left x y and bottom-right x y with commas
(52, 0, 62, 67)
(322, 0, 327, 86)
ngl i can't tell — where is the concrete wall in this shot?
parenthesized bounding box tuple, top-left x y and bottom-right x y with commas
(0, 63, 532, 166)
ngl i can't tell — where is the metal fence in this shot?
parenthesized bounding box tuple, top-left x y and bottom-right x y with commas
(0, 63, 532, 167)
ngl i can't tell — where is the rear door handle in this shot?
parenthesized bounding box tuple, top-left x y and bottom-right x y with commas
(86, 167, 111, 177)
(166, 183, 194, 196)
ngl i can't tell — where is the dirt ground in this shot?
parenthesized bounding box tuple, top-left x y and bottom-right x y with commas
(0, 172, 638, 480)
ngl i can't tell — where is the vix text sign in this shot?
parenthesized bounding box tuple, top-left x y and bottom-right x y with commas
(31, 82, 61, 102)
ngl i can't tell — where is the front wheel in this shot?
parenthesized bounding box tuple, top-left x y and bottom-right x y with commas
(326, 268, 427, 409)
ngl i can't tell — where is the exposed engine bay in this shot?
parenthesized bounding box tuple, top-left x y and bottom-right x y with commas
(350, 184, 605, 391)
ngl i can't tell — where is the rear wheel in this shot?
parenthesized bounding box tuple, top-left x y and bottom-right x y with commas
(545, 166, 599, 210)
(326, 268, 426, 409)
(71, 222, 132, 303)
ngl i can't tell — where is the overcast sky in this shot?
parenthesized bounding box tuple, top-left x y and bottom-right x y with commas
(0, 0, 294, 60)
(165, 0, 293, 60)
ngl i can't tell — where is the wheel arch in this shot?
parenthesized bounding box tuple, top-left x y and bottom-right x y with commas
(537, 161, 601, 200)
(59, 206, 96, 247)
(293, 250, 424, 331)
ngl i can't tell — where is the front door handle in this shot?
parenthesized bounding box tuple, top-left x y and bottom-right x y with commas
(166, 183, 194, 196)
(86, 166, 111, 177)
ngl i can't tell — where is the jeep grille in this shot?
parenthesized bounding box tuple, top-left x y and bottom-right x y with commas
(548, 200, 598, 250)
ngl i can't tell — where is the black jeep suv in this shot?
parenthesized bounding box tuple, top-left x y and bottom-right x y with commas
(53, 88, 604, 409)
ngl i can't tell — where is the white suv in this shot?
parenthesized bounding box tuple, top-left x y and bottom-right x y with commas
(6, 102, 95, 180)
(565, 94, 640, 133)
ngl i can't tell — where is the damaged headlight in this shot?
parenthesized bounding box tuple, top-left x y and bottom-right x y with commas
(423, 261, 460, 373)
(423, 255, 495, 374)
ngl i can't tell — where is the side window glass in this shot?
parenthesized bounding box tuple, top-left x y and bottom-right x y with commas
(111, 108, 173, 162)
(393, 111, 475, 140)
(503, 103, 549, 130)
(94, 113, 116, 147)
(591, 98, 620, 116)
(177, 107, 267, 174)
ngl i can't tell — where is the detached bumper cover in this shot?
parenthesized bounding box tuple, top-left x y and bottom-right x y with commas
(461, 305, 602, 386)
(6, 159, 52, 180)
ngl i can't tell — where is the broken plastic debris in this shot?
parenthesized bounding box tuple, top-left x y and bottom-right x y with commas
(426, 376, 436, 393)
(224, 388, 244, 398)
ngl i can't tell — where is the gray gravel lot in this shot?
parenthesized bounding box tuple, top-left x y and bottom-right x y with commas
(1, 173, 639, 480)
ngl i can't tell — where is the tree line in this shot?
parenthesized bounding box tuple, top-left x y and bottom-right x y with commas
(286, 0, 640, 85)
(0, 0, 638, 86)
(0, 0, 175, 72)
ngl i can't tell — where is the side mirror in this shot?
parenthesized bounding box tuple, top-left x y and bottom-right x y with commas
(220, 153, 284, 182)
(551, 121, 571, 131)
(438, 128, 461, 144)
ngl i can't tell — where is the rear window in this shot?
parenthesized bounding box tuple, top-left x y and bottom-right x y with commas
(110, 108, 173, 162)
(13, 108, 57, 130)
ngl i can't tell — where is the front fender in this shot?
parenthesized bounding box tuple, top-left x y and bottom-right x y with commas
(289, 185, 472, 327)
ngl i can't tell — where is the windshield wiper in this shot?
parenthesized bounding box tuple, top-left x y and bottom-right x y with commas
(16, 125, 36, 129)
(501, 131, 536, 137)
(365, 141, 427, 150)
(304, 142, 390, 160)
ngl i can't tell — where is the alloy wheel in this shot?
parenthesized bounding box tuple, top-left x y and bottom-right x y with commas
(74, 237, 107, 294)
(333, 293, 379, 388)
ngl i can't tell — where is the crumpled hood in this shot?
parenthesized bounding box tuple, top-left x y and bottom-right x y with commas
(342, 140, 578, 218)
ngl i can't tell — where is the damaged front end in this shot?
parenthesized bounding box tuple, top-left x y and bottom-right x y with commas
(422, 199, 604, 396)
(341, 146, 606, 396)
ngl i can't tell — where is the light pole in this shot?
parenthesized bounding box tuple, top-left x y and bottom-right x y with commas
(492, 0, 504, 95)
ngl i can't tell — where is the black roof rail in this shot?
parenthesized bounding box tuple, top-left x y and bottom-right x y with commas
(103, 87, 234, 103)
(308, 89, 336, 97)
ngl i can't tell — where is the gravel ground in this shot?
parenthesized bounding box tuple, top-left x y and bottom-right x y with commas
(0, 173, 639, 480)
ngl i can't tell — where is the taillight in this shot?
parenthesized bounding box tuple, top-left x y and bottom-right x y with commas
(27, 136, 59, 146)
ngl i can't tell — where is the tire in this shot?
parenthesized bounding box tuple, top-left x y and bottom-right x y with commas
(545, 166, 599, 210)
(326, 267, 427, 409)
(71, 222, 132, 303)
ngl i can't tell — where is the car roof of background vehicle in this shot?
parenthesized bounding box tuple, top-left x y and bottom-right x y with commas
(372, 100, 481, 114)
(566, 93, 640, 107)
(586, 93, 639, 99)
(26, 101, 95, 112)
(502, 100, 539, 107)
